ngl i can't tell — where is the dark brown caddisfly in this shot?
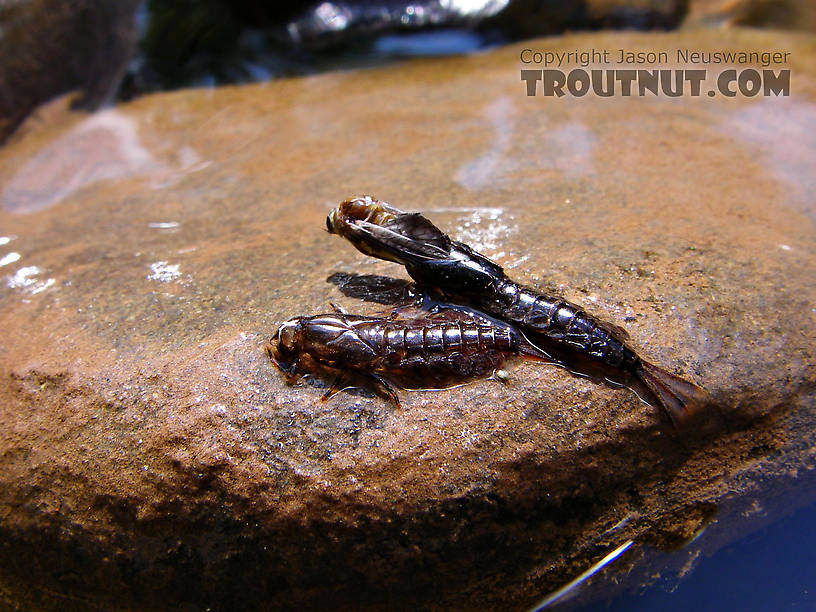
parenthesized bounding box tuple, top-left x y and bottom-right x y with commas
(326, 195, 712, 425)
(268, 306, 547, 408)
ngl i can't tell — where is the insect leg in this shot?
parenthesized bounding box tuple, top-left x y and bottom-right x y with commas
(321, 374, 349, 402)
(367, 373, 401, 409)
(329, 302, 348, 314)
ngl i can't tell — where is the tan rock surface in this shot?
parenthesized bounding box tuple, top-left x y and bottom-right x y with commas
(0, 28, 814, 610)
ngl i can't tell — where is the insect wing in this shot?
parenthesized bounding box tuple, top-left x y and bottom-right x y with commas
(449, 240, 505, 276)
(382, 213, 451, 249)
(353, 220, 450, 265)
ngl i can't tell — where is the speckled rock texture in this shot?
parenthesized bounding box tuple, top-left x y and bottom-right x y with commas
(0, 28, 814, 611)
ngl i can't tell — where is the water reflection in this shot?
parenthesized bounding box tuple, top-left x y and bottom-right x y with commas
(577, 498, 816, 611)
(533, 540, 634, 610)
(0, 110, 209, 213)
(455, 96, 515, 190)
(725, 99, 816, 218)
(0, 252, 21, 267)
(146, 261, 182, 283)
(1, 110, 156, 213)
(425, 205, 516, 256)
(286, 0, 510, 45)
(6, 265, 55, 294)
(455, 97, 596, 190)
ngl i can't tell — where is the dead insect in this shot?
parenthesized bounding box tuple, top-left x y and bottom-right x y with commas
(267, 305, 547, 408)
(327, 196, 711, 425)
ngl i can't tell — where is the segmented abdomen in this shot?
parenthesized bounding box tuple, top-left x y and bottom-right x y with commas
(358, 319, 516, 359)
(354, 318, 518, 383)
(491, 278, 638, 369)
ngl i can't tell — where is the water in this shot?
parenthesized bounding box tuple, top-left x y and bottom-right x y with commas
(374, 29, 489, 55)
(576, 499, 816, 611)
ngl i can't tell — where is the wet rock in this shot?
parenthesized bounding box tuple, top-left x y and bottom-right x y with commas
(0, 28, 814, 610)
(0, 0, 140, 144)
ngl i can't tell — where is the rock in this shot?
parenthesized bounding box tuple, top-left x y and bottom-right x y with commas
(0, 28, 814, 610)
(0, 0, 140, 144)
